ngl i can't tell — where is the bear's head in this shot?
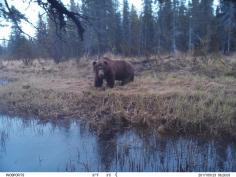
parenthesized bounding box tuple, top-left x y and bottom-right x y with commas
(92, 60, 109, 79)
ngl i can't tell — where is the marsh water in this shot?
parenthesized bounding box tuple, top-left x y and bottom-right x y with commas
(0, 115, 236, 172)
(0, 79, 9, 86)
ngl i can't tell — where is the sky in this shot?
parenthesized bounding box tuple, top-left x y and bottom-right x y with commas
(0, 0, 219, 44)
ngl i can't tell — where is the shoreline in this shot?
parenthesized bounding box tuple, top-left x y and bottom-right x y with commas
(0, 83, 235, 140)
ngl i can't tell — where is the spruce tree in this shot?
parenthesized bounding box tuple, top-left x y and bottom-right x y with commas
(122, 0, 130, 55)
(141, 0, 154, 56)
(36, 13, 49, 58)
(130, 5, 141, 55)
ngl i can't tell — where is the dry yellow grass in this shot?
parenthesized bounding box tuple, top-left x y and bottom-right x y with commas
(0, 55, 235, 139)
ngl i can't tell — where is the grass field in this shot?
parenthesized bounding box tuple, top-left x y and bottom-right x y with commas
(0, 54, 236, 139)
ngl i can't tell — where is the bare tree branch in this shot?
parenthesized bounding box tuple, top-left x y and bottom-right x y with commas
(36, 0, 85, 40)
(3, 0, 34, 38)
(1, 0, 88, 40)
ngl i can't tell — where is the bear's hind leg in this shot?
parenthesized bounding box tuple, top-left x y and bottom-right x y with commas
(121, 75, 134, 86)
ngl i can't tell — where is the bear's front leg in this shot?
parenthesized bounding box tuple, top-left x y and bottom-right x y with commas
(95, 76, 103, 87)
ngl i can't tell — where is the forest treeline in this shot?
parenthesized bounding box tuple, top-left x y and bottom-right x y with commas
(0, 0, 235, 63)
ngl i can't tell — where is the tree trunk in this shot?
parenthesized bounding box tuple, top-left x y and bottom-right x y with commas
(188, 17, 193, 53)
(172, 0, 177, 56)
(227, 29, 231, 53)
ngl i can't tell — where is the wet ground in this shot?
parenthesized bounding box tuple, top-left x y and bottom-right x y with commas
(0, 115, 235, 172)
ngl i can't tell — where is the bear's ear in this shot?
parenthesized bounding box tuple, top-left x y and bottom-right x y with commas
(92, 61, 97, 66)
(104, 61, 108, 65)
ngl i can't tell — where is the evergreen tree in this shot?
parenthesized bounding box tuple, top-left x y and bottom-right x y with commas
(36, 13, 49, 58)
(47, 14, 65, 62)
(129, 5, 141, 55)
(4, 0, 236, 59)
(187, 0, 194, 53)
(8, 25, 32, 64)
(0, 45, 3, 56)
(141, 0, 154, 56)
(177, 0, 188, 52)
(218, 0, 236, 53)
(112, 0, 123, 54)
(66, 0, 82, 58)
(157, 1, 172, 53)
(82, 0, 118, 55)
(122, 0, 130, 55)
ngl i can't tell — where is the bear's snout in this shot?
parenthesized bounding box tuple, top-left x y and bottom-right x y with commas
(98, 69, 104, 78)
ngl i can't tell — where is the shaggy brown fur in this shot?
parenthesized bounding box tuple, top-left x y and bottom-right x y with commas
(93, 57, 134, 88)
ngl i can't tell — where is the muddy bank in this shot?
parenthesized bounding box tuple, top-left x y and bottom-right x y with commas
(0, 57, 236, 139)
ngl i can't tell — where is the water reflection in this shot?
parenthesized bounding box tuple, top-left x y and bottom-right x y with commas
(97, 128, 118, 171)
(0, 79, 9, 86)
(0, 130, 8, 153)
(0, 114, 235, 172)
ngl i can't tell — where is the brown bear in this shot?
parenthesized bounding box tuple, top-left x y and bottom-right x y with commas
(92, 57, 134, 88)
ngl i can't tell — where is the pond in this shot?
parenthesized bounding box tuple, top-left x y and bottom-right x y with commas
(0, 79, 9, 86)
(0, 114, 235, 172)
